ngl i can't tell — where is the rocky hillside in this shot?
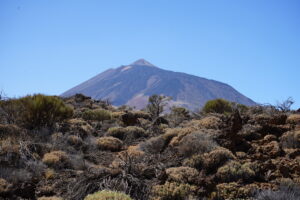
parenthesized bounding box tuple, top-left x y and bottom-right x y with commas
(0, 94, 300, 200)
(62, 59, 256, 110)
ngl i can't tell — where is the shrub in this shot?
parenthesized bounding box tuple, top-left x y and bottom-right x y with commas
(138, 130, 177, 154)
(216, 161, 255, 182)
(0, 95, 73, 129)
(82, 109, 112, 121)
(96, 137, 123, 151)
(107, 126, 145, 140)
(196, 116, 222, 129)
(151, 181, 197, 200)
(168, 106, 190, 126)
(165, 167, 199, 184)
(280, 130, 300, 149)
(67, 135, 83, 146)
(286, 114, 300, 124)
(44, 168, 55, 180)
(0, 178, 11, 193)
(124, 126, 146, 138)
(178, 131, 218, 157)
(183, 155, 204, 170)
(202, 147, 235, 173)
(84, 190, 132, 200)
(139, 135, 165, 154)
(42, 151, 68, 168)
(213, 182, 252, 200)
(202, 98, 233, 114)
(37, 197, 63, 200)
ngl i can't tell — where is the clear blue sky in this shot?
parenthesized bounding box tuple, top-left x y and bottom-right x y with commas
(1, 0, 299, 108)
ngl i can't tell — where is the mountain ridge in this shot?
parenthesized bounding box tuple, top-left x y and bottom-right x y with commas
(62, 59, 256, 110)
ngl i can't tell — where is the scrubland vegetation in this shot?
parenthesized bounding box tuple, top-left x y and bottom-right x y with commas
(0, 94, 300, 200)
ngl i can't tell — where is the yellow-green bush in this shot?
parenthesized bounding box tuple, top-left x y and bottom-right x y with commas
(151, 181, 197, 200)
(82, 109, 112, 121)
(84, 190, 132, 200)
(0, 94, 73, 129)
(202, 99, 233, 114)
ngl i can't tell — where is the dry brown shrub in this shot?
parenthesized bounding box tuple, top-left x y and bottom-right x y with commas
(166, 167, 199, 184)
(216, 161, 255, 182)
(178, 131, 218, 157)
(202, 147, 235, 172)
(280, 130, 300, 149)
(0, 137, 19, 154)
(0, 178, 11, 193)
(287, 114, 300, 124)
(37, 197, 63, 200)
(151, 181, 197, 200)
(107, 126, 145, 140)
(96, 136, 123, 151)
(191, 116, 222, 129)
(67, 135, 83, 146)
(42, 151, 68, 167)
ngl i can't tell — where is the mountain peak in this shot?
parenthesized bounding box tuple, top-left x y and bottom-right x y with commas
(130, 59, 155, 67)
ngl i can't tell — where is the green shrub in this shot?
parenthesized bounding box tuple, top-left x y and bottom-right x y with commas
(82, 109, 112, 121)
(202, 98, 233, 114)
(0, 94, 73, 129)
(84, 190, 132, 200)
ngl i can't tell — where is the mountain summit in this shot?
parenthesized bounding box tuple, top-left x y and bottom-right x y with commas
(130, 59, 156, 67)
(62, 59, 256, 110)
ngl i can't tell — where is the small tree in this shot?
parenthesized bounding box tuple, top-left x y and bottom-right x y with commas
(169, 106, 190, 126)
(276, 97, 294, 112)
(146, 95, 171, 119)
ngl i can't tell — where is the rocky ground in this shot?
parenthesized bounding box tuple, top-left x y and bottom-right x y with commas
(0, 94, 300, 200)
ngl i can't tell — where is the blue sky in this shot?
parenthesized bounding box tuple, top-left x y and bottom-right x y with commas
(0, 0, 299, 108)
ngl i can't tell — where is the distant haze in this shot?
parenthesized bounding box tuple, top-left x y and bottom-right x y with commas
(62, 59, 256, 110)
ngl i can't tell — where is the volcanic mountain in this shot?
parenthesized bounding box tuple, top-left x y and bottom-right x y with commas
(62, 59, 256, 110)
